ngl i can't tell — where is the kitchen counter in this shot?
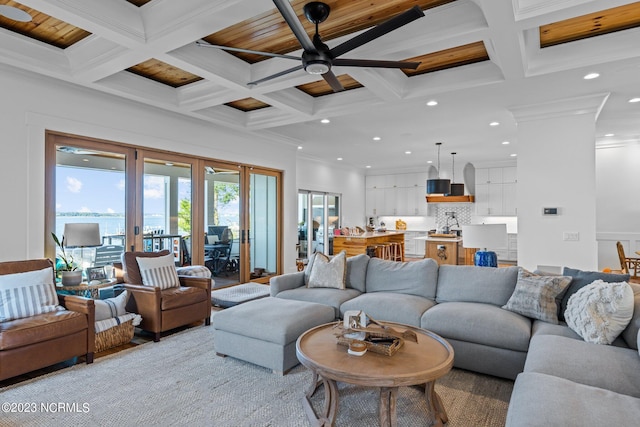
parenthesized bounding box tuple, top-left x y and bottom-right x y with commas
(414, 235, 463, 243)
(333, 231, 405, 258)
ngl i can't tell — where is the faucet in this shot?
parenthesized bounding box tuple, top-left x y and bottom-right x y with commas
(444, 212, 459, 233)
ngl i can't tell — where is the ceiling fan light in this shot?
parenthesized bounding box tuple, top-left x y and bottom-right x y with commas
(305, 61, 330, 75)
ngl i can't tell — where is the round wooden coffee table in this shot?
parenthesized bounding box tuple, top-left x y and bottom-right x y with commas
(296, 321, 454, 427)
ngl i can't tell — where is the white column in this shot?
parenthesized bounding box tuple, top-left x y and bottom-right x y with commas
(509, 93, 609, 271)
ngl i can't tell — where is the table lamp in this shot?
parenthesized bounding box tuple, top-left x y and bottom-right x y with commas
(63, 223, 102, 271)
(461, 224, 507, 267)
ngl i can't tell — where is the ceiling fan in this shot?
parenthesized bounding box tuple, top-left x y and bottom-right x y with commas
(196, 0, 425, 92)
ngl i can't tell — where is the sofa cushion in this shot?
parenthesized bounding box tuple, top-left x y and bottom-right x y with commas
(506, 372, 640, 427)
(531, 319, 582, 340)
(0, 310, 87, 350)
(564, 280, 634, 345)
(502, 268, 572, 324)
(524, 334, 640, 398)
(340, 292, 436, 327)
(435, 265, 518, 306)
(365, 257, 438, 299)
(560, 267, 629, 319)
(136, 254, 180, 290)
(0, 267, 61, 322)
(276, 287, 360, 318)
(160, 286, 208, 310)
(621, 282, 640, 350)
(307, 251, 346, 289)
(421, 302, 531, 352)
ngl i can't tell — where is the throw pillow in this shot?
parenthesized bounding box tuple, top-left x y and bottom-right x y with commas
(136, 254, 180, 289)
(560, 267, 630, 320)
(502, 268, 572, 324)
(307, 251, 347, 289)
(0, 267, 61, 322)
(94, 290, 129, 321)
(565, 280, 634, 345)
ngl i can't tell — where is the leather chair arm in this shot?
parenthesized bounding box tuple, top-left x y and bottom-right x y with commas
(178, 276, 212, 293)
(57, 294, 95, 354)
(124, 283, 161, 332)
(123, 283, 161, 294)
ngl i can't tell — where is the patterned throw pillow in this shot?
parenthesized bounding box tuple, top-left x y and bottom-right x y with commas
(565, 280, 634, 345)
(136, 254, 181, 289)
(502, 268, 572, 324)
(307, 251, 347, 289)
(0, 267, 61, 322)
(94, 290, 129, 321)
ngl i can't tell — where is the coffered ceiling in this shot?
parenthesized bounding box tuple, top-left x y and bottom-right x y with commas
(0, 0, 639, 171)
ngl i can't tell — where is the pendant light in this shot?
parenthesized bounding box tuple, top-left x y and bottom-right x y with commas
(426, 142, 451, 195)
(448, 152, 465, 196)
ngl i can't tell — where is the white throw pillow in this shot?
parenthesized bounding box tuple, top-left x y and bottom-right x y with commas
(307, 251, 347, 289)
(94, 290, 129, 321)
(565, 280, 634, 345)
(136, 254, 180, 290)
(0, 267, 61, 322)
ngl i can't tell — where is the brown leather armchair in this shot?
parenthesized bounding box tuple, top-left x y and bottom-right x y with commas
(0, 259, 95, 381)
(122, 250, 211, 342)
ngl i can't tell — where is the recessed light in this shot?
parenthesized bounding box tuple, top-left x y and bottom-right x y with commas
(337, 157, 343, 161)
(502, 141, 510, 145)
(365, 165, 372, 169)
(629, 98, 640, 103)
(604, 133, 614, 137)
(510, 154, 517, 157)
(583, 72, 600, 80)
(297, 146, 303, 150)
(405, 151, 412, 154)
(82, 158, 89, 162)
(427, 160, 433, 164)
(489, 122, 500, 126)
(373, 136, 381, 141)
(320, 118, 330, 124)
(426, 100, 438, 106)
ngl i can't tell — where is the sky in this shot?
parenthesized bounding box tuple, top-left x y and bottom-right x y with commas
(55, 166, 189, 215)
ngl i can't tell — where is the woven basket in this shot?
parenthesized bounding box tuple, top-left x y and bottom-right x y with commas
(95, 319, 135, 353)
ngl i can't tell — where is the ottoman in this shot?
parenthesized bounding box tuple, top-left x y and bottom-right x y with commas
(212, 297, 335, 374)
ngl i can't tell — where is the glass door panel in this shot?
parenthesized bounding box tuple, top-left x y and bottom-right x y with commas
(297, 193, 309, 259)
(142, 157, 192, 266)
(312, 193, 325, 255)
(247, 170, 279, 282)
(204, 164, 241, 286)
(52, 144, 128, 279)
(327, 194, 341, 255)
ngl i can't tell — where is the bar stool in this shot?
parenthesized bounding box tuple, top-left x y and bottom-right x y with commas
(390, 242, 403, 262)
(375, 244, 391, 260)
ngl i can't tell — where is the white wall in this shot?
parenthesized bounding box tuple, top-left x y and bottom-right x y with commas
(296, 156, 365, 228)
(0, 65, 300, 272)
(595, 142, 640, 269)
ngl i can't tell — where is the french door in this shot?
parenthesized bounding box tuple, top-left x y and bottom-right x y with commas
(45, 132, 281, 285)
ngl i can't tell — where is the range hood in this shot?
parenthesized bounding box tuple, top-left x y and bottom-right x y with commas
(426, 195, 475, 203)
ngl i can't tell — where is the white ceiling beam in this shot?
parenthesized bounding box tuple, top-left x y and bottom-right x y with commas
(346, 68, 407, 101)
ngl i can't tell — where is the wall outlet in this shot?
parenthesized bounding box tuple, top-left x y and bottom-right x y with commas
(563, 232, 580, 241)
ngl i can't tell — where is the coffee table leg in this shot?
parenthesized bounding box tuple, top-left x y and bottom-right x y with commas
(302, 374, 339, 427)
(424, 381, 447, 427)
(379, 387, 398, 427)
(306, 372, 320, 398)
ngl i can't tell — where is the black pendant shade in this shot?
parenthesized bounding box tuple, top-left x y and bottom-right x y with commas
(448, 182, 465, 196)
(427, 179, 451, 194)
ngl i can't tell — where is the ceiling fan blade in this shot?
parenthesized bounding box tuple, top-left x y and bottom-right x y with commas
(248, 64, 304, 86)
(196, 41, 300, 61)
(272, 0, 316, 53)
(333, 58, 421, 70)
(330, 6, 425, 58)
(322, 71, 345, 92)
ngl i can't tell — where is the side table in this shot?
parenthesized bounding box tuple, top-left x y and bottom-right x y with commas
(56, 279, 118, 299)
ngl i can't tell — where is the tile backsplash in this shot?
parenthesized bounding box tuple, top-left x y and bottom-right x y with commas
(435, 205, 473, 232)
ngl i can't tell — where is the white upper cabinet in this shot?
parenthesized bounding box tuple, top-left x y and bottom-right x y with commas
(475, 167, 517, 216)
(365, 173, 428, 216)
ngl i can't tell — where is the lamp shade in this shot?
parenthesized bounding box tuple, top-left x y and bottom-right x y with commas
(63, 223, 102, 248)
(426, 178, 451, 195)
(461, 224, 507, 249)
(448, 183, 465, 196)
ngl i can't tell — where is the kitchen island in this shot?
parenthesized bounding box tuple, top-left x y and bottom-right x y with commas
(333, 231, 405, 258)
(414, 235, 475, 265)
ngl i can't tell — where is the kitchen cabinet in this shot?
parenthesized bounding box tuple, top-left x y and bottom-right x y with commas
(404, 231, 427, 257)
(365, 173, 428, 216)
(475, 167, 517, 216)
(496, 233, 518, 262)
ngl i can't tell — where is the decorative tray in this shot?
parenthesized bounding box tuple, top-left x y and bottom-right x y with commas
(428, 233, 458, 238)
(334, 315, 417, 357)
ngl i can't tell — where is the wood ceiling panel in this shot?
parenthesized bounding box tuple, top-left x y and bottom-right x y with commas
(403, 41, 489, 76)
(225, 98, 271, 112)
(540, 2, 640, 48)
(126, 59, 203, 88)
(296, 74, 362, 97)
(203, 0, 456, 63)
(0, 0, 91, 49)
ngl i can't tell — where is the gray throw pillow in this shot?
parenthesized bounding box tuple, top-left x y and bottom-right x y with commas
(502, 268, 572, 324)
(560, 267, 630, 320)
(307, 251, 347, 289)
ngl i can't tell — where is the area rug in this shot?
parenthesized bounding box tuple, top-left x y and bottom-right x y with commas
(210, 283, 270, 308)
(0, 326, 513, 426)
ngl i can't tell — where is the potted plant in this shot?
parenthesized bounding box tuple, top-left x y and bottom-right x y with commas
(51, 232, 82, 286)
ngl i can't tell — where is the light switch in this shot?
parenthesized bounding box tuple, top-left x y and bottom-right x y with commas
(563, 232, 580, 241)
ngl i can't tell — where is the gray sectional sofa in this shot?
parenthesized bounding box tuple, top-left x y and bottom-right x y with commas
(268, 254, 640, 426)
